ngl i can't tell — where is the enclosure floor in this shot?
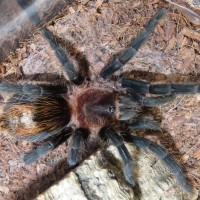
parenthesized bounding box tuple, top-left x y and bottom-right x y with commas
(0, 0, 199, 199)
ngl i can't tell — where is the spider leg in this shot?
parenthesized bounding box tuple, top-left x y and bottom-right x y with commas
(127, 118, 161, 131)
(0, 82, 67, 95)
(19, 131, 62, 142)
(41, 28, 84, 85)
(16, 0, 41, 24)
(122, 78, 200, 95)
(118, 93, 174, 122)
(127, 88, 175, 106)
(17, 0, 84, 85)
(118, 95, 140, 120)
(23, 128, 72, 164)
(100, 127, 136, 186)
(67, 128, 89, 167)
(1, 73, 69, 89)
(135, 94, 175, 107)
(23, 73, 69, 86)
(118, 93, 174, 126)
(118, 95, 161, 130)
(100, 8, 167, 79)
(123, 134, 193, 193)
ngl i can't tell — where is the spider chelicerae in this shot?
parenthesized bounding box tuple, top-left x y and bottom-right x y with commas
(0, 3, 197, 193)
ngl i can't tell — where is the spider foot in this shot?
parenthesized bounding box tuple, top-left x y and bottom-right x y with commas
(123, 162, 136, 186)
(23, 141, 53, 164)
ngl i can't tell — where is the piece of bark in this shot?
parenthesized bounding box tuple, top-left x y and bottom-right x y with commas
(35, 145, 199, 200)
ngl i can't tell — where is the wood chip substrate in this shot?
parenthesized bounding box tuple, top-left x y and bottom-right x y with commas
(0, 0, 199, 199)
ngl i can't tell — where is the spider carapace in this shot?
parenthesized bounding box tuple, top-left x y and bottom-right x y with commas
(74, 88, 117, 129)
(1, 2, 198, 193)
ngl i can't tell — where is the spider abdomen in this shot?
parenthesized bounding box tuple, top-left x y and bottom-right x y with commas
(4, 95, 71, 141)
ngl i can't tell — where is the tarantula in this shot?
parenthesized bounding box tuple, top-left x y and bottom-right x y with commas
(0, 3, 197, 193)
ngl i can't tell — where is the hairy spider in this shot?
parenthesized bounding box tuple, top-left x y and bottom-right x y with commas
(0, 4, 197, 193)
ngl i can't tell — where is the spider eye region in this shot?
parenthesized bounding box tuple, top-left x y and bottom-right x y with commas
(75, 89, 117, 128)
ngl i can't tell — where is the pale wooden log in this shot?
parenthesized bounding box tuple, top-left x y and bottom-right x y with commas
(35, 145, 199, 200)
